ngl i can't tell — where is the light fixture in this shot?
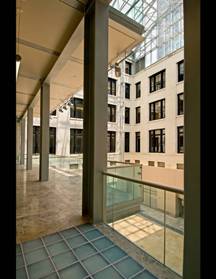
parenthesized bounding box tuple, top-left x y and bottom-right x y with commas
(115, 62, 121, 77)
(16, 6, 23, 81)
(16, 55, 21, 80)
(59, 108, 63, 113)
(63, 104, 68, 110)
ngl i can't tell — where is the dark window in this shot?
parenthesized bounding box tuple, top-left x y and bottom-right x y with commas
(107, 131, 116, 153)
(125, 61, 132, 75)
(136, 107, 141, 123)
(149, 129, 165, 153)
(33, 126, 56, 154)
(125, 83, 130, 99)
(149, 70, 165, 92)
(108, 104, 116, 122)
(70, 129, 83, 154)
(178, 93, 184, 115)
(51, 110, 56, 116)
(108, 78, 116, 95)
(177, 126, 184, 153)
(136, 82, 141, 98)
(125, 107, 130, 124)
(178, 60, 184, 82)
(125, 132, 130, 152)
(70, 98, 83, 118)
(136, 132, 140, 152)
(49, 127, 56, 154)
(149, 99, 165, 120)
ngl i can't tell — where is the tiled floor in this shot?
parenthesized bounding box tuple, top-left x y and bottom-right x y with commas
(16, 224, 157, 279)
(110, 214, 183, 275)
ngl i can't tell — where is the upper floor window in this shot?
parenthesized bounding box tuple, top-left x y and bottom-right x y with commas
(125, 107, 130, 124)
(70, 98, 83, 118)
(125, 61, 132, 75)
(149, 70, 166, 92)
(149, 129, 165, 153)
(177, 126, 184, 153)
(136, 82, 141, 98)
(70, 129, 83, 154)
(178, 93, 184, 115)
(107, 131, 116, 153)
(178, 60, 184, 82)
(135, 132, 140, 152)
(149, 99, 165, 120)
(136, 107, 141, 123)
(108, 78, 116, 96)
(125, 83, 130, 99)
(50, 110, 56, 116)
(125, 132, 130, 152)
(108, 104, 116, 122)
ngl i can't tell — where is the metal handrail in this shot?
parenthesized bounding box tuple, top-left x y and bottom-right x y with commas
(107, 160, 142, 166)
(102, 171, 184, 195)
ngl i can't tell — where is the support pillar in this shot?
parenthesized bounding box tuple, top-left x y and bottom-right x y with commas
(27, 107, 33, 170)
(39, 83, 50, 181)
(20, 118, 25, 165)
(183, 0, 200, 277)
(82, 0, 109, 223)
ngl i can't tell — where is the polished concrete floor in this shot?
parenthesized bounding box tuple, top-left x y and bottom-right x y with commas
(16, 164, 88, 243)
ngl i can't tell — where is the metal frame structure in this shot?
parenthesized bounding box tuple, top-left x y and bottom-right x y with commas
(110, 0, 184, 68)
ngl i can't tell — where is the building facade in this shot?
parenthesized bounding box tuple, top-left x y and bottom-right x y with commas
(32, 47, 184, 171)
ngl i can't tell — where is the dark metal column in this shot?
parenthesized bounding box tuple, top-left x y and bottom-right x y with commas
(27, 107, 33, 170)
(82, 0, 109, 223)
(39, 83, 50, 181)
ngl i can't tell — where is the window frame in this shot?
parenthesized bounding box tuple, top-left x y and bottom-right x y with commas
(70, 98, 84, 119)
(177, 126, 184, 153)
(70, 128, 83, 154)
(124, 132, 130, 152)
(108, 104, 116, 122)
(136, 82, 141, 98)
(177, 60, 184, 82)
(149, 99, 165, 120)
(107, 131, 116, 153)
(108, 78, 117, 96)
(125, 107, 130, 124)
(125, 83, 130, 99)
(149, 69, 166, 93)
(136, 106, 141, 123)
(177, 93, 184, 115)
(149, 129, 165, 153)
(125, 61, 132, 75)
(135, 132, 141, 152)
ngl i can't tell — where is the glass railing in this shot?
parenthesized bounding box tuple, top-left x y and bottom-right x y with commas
(102, 171, 184, 276)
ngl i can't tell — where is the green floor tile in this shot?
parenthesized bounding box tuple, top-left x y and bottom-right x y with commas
(16, 267, 27, 279)
(92, 237, 113, 251)
(102, 246, 126, 263)
(83, 254, 109, 274)
(114, 257, 143, 278)
(93, 266, 123, 279)
(47, 241, 69, 256)
(66, 235, 87, 248)
(84, 229, 103, 240)
(74, 243, 97, 260)
(27, 259, 54, 279)
(25, 247, 48, 265)
(60, 227, 80, 239)
(59, 263, 88, 279)
(52, 251, 77, 270)
(43, 233, 62, 244)
(16, 254, 24, 269)
(23, 239, 43, 252)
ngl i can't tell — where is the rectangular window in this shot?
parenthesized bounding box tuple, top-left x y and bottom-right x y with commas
(108, 104, 116, 122)
(125, 132, 130, 152)
(108, 78, 116, 95)
(149, 99, 165, 120)
(178, 60, 184, 82)
(136, 82, 141, 98)
(148, 161, 155, 166)
(149, 129, 165, 153)
(125, 61, 132, 75)
(33, 126, 56, 154)
(125, 160, 130, 163)
(136, 132, 140, 152)
(149, 70, 166, 92)
(70, 98, 83, 118)
(135, 160, 140, 164)
(107, 131, 116, 153)
(178, 93, 184, 115)
(70, 129, 83, 154)
(125, 83, 130, 99)
(125, 107, 130, 124)
(177, 163, 184, 169)
(177, 126, 184, 153)
(136, 107, 141, 123)
(157, 162, 165, 167)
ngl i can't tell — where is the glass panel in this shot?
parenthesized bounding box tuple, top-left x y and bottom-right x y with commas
(103, 173, 184, 276)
